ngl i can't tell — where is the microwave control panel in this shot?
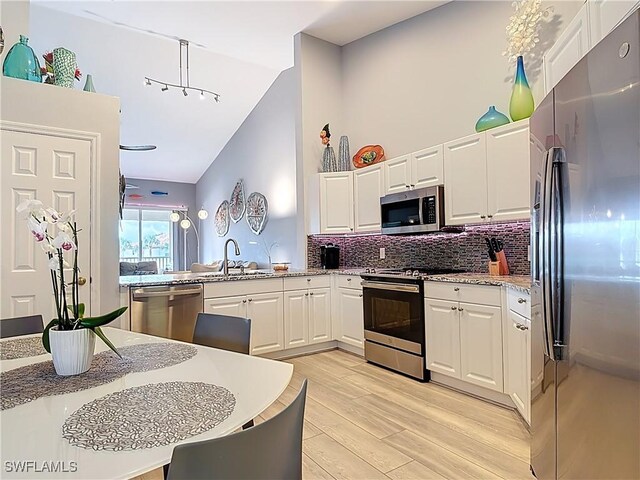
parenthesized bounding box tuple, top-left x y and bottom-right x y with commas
(424, 196, 437, 224)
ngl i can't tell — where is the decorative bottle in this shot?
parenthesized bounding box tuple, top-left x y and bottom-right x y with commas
(509, 56, 534, 121)
(2, 35, 41, 82)
(475, 106, 510, 132)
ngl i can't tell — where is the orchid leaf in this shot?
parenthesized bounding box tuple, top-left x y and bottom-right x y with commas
(93, 326, 121, 358)
(79, 307, 127, 328)
(42, 319, 58, 353)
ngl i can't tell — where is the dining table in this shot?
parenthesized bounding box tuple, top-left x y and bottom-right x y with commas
(0, 327, 294, 479)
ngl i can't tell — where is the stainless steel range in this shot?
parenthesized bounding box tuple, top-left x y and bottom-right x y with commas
(361, 267, 464, 381)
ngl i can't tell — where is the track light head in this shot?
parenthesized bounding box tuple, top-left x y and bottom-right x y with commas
(144, 78, 151, 86)
(161, 85, 168, 92)
(183, 88, 188, 97)
(215, 95, 220, 103)
(200, 90, 205, 100)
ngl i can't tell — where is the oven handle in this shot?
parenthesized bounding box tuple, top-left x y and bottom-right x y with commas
(361, 280, 420, 293)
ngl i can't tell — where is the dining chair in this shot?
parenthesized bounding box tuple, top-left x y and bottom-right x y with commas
(166, 379, 308, 480)
(0, 315, 44, 339)
(192, 313, 254, 429)
(192, 312, 251, 355)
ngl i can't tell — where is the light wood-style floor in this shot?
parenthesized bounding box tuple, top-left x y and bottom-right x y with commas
(135, 350, 532, 480)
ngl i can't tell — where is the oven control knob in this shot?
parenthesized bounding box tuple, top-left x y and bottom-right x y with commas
(412, 271, 420, 277)
(405, 270, 412, 276)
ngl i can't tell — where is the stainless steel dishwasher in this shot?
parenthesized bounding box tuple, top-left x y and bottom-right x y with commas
(130, 284, 203, 342)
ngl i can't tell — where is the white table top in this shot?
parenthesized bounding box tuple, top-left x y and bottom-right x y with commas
(0, 328, 293, 479)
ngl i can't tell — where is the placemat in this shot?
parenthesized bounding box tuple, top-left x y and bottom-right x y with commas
(1, 343, 198, 410)
(0, 337, 47, 360)
(62, 381, 236, 451)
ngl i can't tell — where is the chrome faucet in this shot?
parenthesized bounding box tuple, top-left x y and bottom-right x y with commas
(223, 238, 241, 277)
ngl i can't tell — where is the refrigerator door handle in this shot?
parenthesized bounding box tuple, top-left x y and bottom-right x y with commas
(541, 148, 555, 360)
(549, 146, 567, 359)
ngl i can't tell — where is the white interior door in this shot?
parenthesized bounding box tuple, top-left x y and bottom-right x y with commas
(1, 129, 91, 320)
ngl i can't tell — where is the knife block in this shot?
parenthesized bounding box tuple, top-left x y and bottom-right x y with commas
(489, 261, 501, 276)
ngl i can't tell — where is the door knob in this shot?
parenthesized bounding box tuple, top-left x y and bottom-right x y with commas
(78, 276, 87, 286)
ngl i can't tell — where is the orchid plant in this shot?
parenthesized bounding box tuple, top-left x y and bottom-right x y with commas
(16, 200, 126, 357)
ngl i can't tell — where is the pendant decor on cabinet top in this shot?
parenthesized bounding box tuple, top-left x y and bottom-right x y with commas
(320, 123, 337, 172)
(338, 136, 351, 171)
(2, 35, 41, 82)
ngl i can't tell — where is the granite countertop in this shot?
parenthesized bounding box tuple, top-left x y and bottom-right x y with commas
(425, 273, 531, 294)
(120, 268, 366, 288)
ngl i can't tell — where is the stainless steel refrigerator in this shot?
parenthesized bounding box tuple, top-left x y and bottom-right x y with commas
(530, 9, 640, 480)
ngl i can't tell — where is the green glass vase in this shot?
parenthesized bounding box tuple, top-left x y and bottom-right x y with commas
(475, 106, 510, 132)
(2, 35, 41, 82)
(509, 56, 534, 121)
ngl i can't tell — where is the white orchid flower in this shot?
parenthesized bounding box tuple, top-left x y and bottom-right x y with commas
(48, 256, 70, 271)
(44, 207, 61, 224)
(41, 242, 56, 254)
(58, 210, 76, 224)
(51, 232, 76, 251)
(16, 199, 44, 219)
(27, 217, 48, 242)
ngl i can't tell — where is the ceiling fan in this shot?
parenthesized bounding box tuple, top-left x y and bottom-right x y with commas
(120, 144, 156, 151)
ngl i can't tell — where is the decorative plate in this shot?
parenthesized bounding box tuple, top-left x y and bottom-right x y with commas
(214, 201, 230, 237)
(229, 180, 246, 223)
(246, 192, 268, 235)
(353, 145, 385, 168)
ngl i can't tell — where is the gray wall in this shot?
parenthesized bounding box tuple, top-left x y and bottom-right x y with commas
(196, 68, 298, 268)
(124, 178, 198, 270)
(341, 0, 582, 160)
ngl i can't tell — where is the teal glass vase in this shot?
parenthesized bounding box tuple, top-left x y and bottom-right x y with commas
(509, 56, 534, 121)
(475, 106, 510, 132)
(2, 35, 41, 82)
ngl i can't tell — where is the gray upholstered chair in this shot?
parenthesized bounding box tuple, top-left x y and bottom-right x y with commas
(192, 313, 251, 355)
(0, 315, 44, 339)
(166, 379, 308, 480)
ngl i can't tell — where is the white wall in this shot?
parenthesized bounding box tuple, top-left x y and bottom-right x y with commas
(196, 68, 298, 268)
(294, 33, 344, 258)
(1, 78, 121, 314)
(0, 0, 30, 67)
(341, 0, 582, 159)
(123, 178, 198, 270)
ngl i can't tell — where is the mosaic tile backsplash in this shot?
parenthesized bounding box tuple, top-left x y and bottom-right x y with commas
(307, 222, 531, 275)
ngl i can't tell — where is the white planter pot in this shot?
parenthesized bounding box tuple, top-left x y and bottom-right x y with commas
(49, 327, 96, 376)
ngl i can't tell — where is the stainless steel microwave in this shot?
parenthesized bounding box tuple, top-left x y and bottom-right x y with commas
(380, 186, 445, 235)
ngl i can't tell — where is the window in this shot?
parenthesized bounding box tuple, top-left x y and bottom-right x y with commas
(119, 208, 175, 272)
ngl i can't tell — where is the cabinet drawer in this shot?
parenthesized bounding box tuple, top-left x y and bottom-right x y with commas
(204, 278, 283, 298)
(424, 281, 501, 306)
(284, 275, 331, 291)
(335, 274, 363, 290)
(507, 288, 531, 319)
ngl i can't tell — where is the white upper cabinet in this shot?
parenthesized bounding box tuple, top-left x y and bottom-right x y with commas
(544, 4, 591, 94)
(319, 172, 354, 234)
(589, 0, 639, 47)
(353, 164, 384, 233)
(486, 120, 531, 222)
(412, 145, 444, 189)
(384, 155, 412, 194)
(444, 133, 488, 225)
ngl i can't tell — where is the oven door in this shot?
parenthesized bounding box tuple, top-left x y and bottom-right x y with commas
(362, 280, 424, 354)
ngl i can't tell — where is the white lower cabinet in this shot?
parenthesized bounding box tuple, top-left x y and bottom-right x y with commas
(425, 286, 504, 394)
(247, 292, 284, 355)
(459, 302, 504, 392)
(425, 298, 461, 377)
(336, 287, 364, 348)
(204, 292, 284, 355)
(284, 287, 331, 348)
(506, 309, 531, 423)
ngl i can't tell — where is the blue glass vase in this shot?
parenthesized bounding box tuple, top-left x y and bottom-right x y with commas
(509, 56, 535, 121)
(2, 35, 41, 82)
(475, 106, 510, 132)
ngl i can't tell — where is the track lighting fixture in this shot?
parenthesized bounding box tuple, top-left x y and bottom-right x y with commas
(144, 39, 221, 102)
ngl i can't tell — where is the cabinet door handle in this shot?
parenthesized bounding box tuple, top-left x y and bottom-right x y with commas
(242, 299, 247, 303)
(310, 292, 314, 296)
(305, 293, 309, 296)
(453, 287, 460, 292)
(248, 298, 253, 302)
(405, 185, 411, 189)
(480, 215, 486, 219)
(487, 214, 493, 218)
(347, 278, 352, 282)
(451, 306, 457, 310)
(410, 184, 415, 188)
(520, 324, 529, 331)
(458, 307, 464, 312)
(307, 278, 311, 282)
(359, 294, 363, 298)
(518, 298, 527, 304)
